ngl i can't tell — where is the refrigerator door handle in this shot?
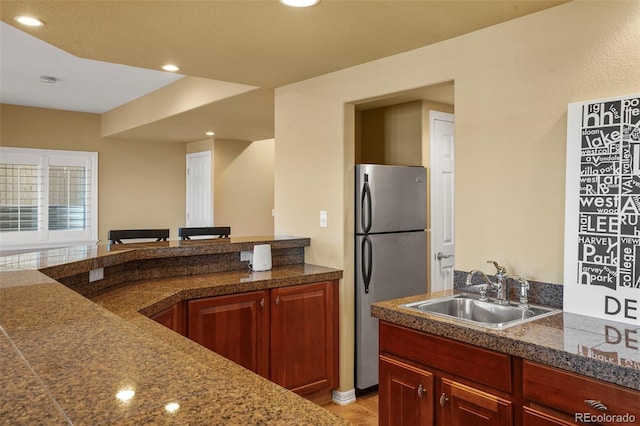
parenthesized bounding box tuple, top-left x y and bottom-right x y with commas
(362, 235, 373, 293)
(361, 174, 372, 233)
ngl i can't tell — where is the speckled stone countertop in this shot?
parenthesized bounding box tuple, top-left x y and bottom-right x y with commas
(92, 263, 344, 319)
(0, 240, 349, 425)
(372, 290, 640, 392)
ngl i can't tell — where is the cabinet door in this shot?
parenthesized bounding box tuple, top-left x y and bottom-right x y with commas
(188, 291, 269, 378)
(440, 378, 512, 426)
(379, 355, 434, 426)
(270, 281, 337, 395)
(150, 302, 185, 336)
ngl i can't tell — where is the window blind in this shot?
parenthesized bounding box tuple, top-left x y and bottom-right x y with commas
(0, 164, 39, 232)
(0, 147, 98, 250)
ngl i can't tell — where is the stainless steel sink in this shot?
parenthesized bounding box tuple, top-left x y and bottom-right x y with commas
(399, 293, 561, 329)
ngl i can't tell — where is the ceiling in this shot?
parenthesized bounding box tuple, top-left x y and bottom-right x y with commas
(0, 0, 568, 143)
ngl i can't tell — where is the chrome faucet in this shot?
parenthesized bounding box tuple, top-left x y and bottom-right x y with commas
(466, 261, 533, 309)
(487, 260, 509, 305)
(465, 260, 509, 304)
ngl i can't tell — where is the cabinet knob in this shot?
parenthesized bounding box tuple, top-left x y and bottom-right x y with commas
(439, 393, 448, 407)
(417, 384, 425, 399)
(275, 295, 280, 305)
(584, 399, 608, 411)
(260, 297, 265, 309)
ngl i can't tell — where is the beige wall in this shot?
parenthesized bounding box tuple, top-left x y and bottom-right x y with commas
(213, 138, 275, 236)
(358, 101, 423, 166)
(1, 104, 186, 242)
(274, 1, 640, 392)
(1, 106, 275, 242)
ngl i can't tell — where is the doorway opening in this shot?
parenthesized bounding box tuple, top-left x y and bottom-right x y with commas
(354, 81, 455, 292)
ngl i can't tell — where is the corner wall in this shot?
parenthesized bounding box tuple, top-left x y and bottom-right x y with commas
(274, 0, 640, 393)
(214, 139, 275, 236)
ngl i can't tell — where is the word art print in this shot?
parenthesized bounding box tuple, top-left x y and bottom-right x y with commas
(564, 93, 640, 326)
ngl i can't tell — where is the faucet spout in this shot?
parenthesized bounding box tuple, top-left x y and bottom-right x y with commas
(465, 270, 492, 286)
(465, 270, 492, 301)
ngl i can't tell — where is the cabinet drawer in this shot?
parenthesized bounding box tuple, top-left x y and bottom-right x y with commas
(523, 407, 575, 426)
(523, 361, 640, 422)
(379, 322, 511, 392)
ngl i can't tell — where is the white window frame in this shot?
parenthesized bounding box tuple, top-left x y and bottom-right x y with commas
(0, 147, 98, 251)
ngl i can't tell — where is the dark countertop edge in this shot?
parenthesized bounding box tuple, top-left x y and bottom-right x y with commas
(371, 291, 640, 392)
(2, 236, 311, 276)
(138, 268, 344, 317)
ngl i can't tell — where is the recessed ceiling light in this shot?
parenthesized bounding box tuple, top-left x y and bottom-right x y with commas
(161, 64, 180, 72)
(206, 131, 215, 136)
(14, 16, 44, 27)
(279, 0, 320, 7)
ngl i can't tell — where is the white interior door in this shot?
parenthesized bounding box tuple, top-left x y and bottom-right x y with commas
(186, 151, 212, 227)
(430, 111, 455, 292)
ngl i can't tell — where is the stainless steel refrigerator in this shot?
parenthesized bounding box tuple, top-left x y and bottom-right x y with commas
(355, 164, 428, 392)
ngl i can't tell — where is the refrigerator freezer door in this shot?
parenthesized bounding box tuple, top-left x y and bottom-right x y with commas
(355, 231, 428, 390)
(355, 164, 427, 234)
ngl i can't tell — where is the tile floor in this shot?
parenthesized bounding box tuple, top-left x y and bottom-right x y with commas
(322, 392, 379, 425)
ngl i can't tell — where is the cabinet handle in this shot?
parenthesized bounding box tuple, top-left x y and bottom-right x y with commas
(260, 297, 265, 309)
(439, 393, 448, 407)
(417, 384, 425, 399)
(584, 399, 608, 411)
(275, 295, 280, 305)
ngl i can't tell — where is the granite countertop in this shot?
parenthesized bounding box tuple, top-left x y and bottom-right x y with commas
(372, 290, 640, 391)
(92, 263, 344, 319)
(0, 240, 349, 425)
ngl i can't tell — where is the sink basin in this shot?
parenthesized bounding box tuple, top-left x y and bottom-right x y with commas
(399, 293, 561, 329)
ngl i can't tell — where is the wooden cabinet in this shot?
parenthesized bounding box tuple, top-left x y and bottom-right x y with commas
(379, 321, 513, 426)
(380, 321, 640, 426)
(270, 281, 338, 396)
(150, 302, 186, 336)
(379, 355, 434, 426)
(188, 290, 269, 377)
(523, 361, 640, 426)
(187, 281, 339, 398)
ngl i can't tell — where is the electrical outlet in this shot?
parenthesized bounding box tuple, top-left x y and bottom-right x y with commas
(240, 251, 253, 262)
(320, 210, 328, 228)
(89, 268, 104, 282)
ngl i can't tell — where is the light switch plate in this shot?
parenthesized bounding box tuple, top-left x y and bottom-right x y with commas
(320, 210, 328, 228)
(240, 251, 253, 262)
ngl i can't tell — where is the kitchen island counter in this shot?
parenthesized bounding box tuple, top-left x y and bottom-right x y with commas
(0, 239, 347, 425)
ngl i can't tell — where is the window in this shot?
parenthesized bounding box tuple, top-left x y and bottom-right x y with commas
(0, 147, 98, 251)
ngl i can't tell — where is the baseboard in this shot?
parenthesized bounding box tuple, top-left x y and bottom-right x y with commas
(331, 388, 356, 405)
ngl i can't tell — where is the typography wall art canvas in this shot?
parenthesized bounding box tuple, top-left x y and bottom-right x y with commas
(564, 93, 640, 326)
